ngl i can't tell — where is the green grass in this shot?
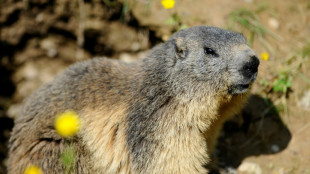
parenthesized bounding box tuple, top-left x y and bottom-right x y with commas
(272, 71, 292, 93)
(165, 13, 188, 31)
(103, 0, 119, 7)
(301, 42, 310, 58)
(285, 42, 310, 85)
(227, 8, 281, 51)
(258, 42, 310, 117)
(60, 145, 77, 174)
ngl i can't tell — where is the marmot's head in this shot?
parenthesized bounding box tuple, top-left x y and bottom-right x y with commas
(163, 26, 259, 96)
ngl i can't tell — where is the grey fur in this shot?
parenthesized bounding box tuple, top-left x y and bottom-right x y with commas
(8, 26, 259, 174)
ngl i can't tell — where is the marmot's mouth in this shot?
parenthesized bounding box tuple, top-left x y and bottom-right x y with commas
(228, 83, 250, 95)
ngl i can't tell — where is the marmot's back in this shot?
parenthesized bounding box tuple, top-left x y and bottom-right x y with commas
(8, 58, 141, 173)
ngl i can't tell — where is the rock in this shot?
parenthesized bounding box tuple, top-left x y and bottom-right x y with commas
(268, 18, 280, 30)
(271, 144, 280, 153)
(40, 37, 59, 58)
(241, 0, 254, 3)
(225, 167, 238, 174)
(271, 168, 285, 174)
(35, 13, 44, 23)
(298, 90, 310, 111)
(7, 104, 22, 119)
(12, 59, 67, 101)
(119, 51, 147, 63)
(47, 48, 58, 58)
(238, 162, 262, 174)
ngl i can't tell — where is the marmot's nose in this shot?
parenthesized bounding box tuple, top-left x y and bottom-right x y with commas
(241, 55, 260, 79)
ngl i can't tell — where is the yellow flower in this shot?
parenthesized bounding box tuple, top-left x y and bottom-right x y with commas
(261, 52, 269, 61)
(161, 0, 175, 9)
(24, 165, 43, 174)
(55, 110, 80, 137)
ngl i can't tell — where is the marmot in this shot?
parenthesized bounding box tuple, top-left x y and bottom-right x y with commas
(8, 26, 259, 174)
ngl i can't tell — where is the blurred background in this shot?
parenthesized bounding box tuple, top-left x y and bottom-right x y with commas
(0, 0, 309, 173)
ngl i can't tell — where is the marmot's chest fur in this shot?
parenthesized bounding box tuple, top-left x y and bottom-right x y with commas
(8, 26, 259, 174)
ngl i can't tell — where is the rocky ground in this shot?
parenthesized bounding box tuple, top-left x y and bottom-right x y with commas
(1, 0, 310, 173)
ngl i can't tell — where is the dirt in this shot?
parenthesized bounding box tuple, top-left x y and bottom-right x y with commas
(1, 0, 310, 173)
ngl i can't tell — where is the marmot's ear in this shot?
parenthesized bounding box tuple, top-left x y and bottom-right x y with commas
(174, 37, 187, 59)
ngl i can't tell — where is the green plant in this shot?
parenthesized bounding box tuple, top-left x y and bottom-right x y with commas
(272, 72, 292, 93)
(266, 42, 310, 117)
(120, 0, 131, 22)
(60, 145, 77, 174)
(103, 0, 119, 7)
(301, 42, 310, 58)
(227, 8, 281, 51)
(165, 13, 188, 31)
(160, 0, 188, 32)
(285, 42, 310, 85)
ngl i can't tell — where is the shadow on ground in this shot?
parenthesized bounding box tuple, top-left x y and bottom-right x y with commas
(211, 94, 292, 173)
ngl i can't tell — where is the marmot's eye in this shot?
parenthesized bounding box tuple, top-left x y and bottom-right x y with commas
(204, 47, 217, 56)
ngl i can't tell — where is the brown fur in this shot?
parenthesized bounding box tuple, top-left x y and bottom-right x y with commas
(81, 106, 131, 173)
(8, 26, 259, 173)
